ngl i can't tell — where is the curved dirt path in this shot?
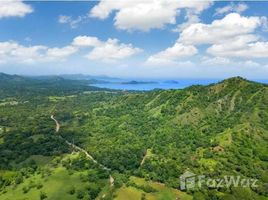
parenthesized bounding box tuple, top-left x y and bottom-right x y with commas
(51, 115, 60, 132)
(51, 115, 114, 185)
(65, 140, 111, 171)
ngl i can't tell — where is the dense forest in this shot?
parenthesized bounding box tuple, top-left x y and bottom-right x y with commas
(0, 73, 267, 200)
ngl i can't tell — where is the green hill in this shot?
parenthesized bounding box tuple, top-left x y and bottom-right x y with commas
(0, 73, 104, 99)
(0, 74, 267, 200)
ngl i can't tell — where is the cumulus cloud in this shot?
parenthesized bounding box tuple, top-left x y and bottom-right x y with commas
(83, 38, 142, 63)
(147, 12, 268, 65)
(46, 46, 78, 60)
(89, 0, 212, 31)
(0, 36, 141, 64)
(72, 36, 102, 47)
(207, 41, 268, 58)
(0, 0, 33, 19)
(172, 12, 200, 32)
(72, 36, 142, 62)
(178, 13, 261, 45)
(0, 41, 46, 64)
(177, 13, 268, 58)
(214, 3, 248, 16)
(146, 43, 197, 65)
(0, 41, 77, 64)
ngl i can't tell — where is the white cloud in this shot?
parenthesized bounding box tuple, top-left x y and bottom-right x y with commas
(172, 12, 200, 32)
(201, 56, 231, 66)
(207, 40, 268, 58)
(58, 15, 71, 23)
(179, 13, 261, 45)
(89, 0, 212, 31)
(145, 56, 178, 66)
(0, 41, 46, 64)
(147, 13, 266, 65)
(146, 57, 194, 66)
(72, 36, 102, 47)
(0, 0, 33, 19)
(0, 41, 77, 64)
(0, 36, 142, 65)
(58, 15, 72, 24)
(201, 56, 261, 68)
(72, 36, 142, 62)
(147, 12, 268, 66)
(215, 3, 248, 16)
(85, 38, 142, 63)
(146, 43, 197, 65)
(175, 13, 268, 59)
(58, 15, 85, 29)
(46, 46, 78, 60)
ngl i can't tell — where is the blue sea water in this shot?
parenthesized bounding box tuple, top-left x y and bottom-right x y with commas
(90, 79, 268, 91)
(90, 79, 219, 91)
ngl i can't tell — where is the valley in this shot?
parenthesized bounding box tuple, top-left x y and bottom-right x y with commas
(0, 74, 267, 200)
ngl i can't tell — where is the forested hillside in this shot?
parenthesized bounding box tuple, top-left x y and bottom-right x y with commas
(0, 74, 267, 200)
(0, 73, 103, 99)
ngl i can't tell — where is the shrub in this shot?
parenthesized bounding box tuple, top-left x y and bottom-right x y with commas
(68, 186, 76, 195)
(40, 191, 47, 200)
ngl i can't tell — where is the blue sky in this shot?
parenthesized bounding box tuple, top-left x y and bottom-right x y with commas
(0, 1, 268, 79)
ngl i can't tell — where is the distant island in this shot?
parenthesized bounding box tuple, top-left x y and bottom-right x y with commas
(120, 80, 158, 85)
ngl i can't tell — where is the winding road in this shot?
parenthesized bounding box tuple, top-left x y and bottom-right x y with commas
(51, 115, 114, 186)
(51, 115, 60, 133)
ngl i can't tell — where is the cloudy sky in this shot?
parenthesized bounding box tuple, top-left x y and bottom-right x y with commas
(0, 0, 268, 79)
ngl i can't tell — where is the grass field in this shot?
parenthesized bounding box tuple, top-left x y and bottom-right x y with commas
(114, 177, 192, 200)
(48, 95, 77, 102)
(0, 166, 87, 200)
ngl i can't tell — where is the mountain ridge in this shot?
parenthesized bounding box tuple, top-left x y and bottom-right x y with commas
(1, 72, 267, 87)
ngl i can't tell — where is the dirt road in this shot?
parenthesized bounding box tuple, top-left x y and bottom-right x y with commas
(51, 114, 113, 185)
(51, 115, 60, 133)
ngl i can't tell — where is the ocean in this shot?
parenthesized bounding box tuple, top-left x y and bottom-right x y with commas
(90, 79, 219, 91)
(90, 79, 268, 91)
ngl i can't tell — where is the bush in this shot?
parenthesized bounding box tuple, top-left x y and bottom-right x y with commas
(76, 190, 84, 199)
(40, 191, 47, 200)
(15, 175, 23, 185)
(36, 183, 43, 189)
(22, 186, 30, 193)
(68, 186, 76, 195)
